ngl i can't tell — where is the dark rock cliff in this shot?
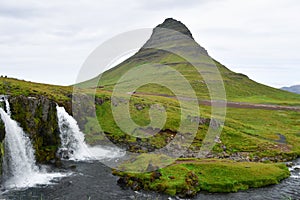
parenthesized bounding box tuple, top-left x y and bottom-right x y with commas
(8, 95, 61, 164)
(0, 93, 107, 171)
(0, 116, 5, 175)
(141, 18, 209, 56)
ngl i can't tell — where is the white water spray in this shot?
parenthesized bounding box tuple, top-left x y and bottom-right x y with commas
(0, 102, 65, 189)
(56, 105, 125, 161)
(4, 98, 10, 116)
(56, 106, 93, 160)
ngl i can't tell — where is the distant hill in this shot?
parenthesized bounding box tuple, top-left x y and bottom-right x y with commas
(281, 85, 300, 94)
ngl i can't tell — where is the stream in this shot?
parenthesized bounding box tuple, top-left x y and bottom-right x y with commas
(1, 158, 300, 200)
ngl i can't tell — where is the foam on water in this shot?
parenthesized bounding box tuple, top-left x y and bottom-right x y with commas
(56, 105, 125, 161)
(0, 105, 66, 190)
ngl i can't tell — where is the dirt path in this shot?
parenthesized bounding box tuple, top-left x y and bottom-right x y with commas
(132, 92, 300, 112)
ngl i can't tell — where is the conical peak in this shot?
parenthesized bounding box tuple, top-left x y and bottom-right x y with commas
(141, 18, 208, 56)
(156, 18, 194, 40)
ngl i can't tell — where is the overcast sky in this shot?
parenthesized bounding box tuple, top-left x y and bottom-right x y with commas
(0, 0, 299, 88)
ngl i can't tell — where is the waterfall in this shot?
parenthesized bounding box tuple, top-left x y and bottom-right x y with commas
(4, 98, 11, 116)
(0, 102, 65, 189)
(0, 107, 39, 186)
(56, 106, 92, 160)
(56, 105, 125, 161)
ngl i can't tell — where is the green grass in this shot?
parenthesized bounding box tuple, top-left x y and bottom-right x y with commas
(218, 107, 300, 159)
(0, 77, 72, 103)
(79, 48, 300, 106)
(84, 92, 300, 159)
(113, 157, 290, 196)
(2, 76, 299, 159)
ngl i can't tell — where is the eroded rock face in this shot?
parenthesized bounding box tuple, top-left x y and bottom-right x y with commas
(0, 117, 5, 142)
(9, 95, 61, 163)
(141, 18, 209, 56)
(0, 117, 5, 175)
(68, 94, 108, 130)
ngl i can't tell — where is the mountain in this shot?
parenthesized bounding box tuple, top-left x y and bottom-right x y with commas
(83, 18, 300, 105)
(281, 85, 300, 94)
(83, 18, 300, 164)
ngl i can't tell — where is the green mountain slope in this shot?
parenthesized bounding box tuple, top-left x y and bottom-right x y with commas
(83, 18, 300, 105)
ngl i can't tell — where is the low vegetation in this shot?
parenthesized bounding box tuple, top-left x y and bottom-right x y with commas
(0, 77, 72, 103)
(113, 156, 290, 197)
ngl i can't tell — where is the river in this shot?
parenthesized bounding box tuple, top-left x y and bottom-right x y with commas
(1, 158, 299, 200)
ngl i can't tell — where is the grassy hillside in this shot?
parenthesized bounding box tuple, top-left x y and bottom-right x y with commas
(90, 49, 300, 105)
(2, 76, 299, 160)
(0, 77, 71, 102)
(78, 19, 300, 106)
(87, 91, 300, 159)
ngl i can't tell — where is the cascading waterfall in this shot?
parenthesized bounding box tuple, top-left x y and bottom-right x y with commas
(4, 98, 11, 116)
(0, 100, 65, 189)
(0, 99, 123, 190)
(0, 107, 38, 187)
(56, 105, 125, 161)
(56, 106, 93, 160)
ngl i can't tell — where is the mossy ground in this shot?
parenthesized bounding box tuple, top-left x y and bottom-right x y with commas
(0, 77, 71, 103)
(113, 157, 290, 197)
(83, 90, 300, 160)
(89, 91, 298, 196)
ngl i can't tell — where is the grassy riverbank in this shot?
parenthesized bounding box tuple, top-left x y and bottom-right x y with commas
(113, 157, 290, 197)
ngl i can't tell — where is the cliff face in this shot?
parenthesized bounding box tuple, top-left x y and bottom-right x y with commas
(0, 116, 5, 175)
(8, 95, 61, 163)
(0, 94, 103, 168)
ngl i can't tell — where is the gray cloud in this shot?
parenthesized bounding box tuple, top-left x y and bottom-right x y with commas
(136, 0, 213, 10)
(0, 0, 299, 87)
(0, 1, 43, 19)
